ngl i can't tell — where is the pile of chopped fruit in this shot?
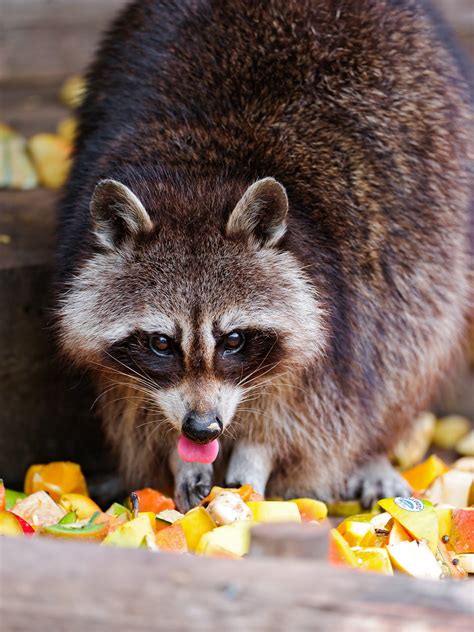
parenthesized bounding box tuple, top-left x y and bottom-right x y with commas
(0, 462, 326, 559)
(0, 449, 473, 580)
(1, 75, 85, 191)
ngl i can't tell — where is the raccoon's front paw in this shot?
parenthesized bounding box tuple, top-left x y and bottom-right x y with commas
(174, 464, 213, 513)
(344, 456, 411, 510)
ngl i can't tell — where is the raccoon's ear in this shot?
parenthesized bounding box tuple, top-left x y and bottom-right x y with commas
(90, 179, 153, 250)
(226, 177, 288, 247)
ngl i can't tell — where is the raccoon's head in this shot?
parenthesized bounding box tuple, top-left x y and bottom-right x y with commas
(58, 176, 326, 454)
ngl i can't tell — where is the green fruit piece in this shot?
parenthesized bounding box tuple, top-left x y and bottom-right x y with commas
(102, 514, 155, 548)
(43, 520, 107, 540)
(5, 489, 27, 511)
(105, 502, 131, 519)
(379, 497, 438, 553)
(58, 511, 77, 525)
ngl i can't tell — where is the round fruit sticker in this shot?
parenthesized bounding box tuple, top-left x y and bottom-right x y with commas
(394, 497, 424, 512)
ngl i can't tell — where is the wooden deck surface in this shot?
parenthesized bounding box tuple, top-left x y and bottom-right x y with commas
(1, 534, 473, 632)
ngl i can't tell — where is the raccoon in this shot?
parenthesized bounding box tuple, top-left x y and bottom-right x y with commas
(56, 0, 472, 511)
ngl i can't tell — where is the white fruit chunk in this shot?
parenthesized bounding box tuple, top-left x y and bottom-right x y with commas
(424, 470, 474, 508)
(456, 554, 474, 574)
(207, 491, 253, 526)
(387, 540, 442, 580)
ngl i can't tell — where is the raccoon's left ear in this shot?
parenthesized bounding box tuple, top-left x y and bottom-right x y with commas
(90, 179, 153, 250)
(226, 177, 288, 247)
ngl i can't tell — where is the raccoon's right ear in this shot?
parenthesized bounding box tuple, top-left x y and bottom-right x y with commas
(226, 177, 288, 248)
(90, 179, 153, 250)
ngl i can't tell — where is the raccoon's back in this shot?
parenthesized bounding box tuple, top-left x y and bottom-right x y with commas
(58, 0, 471, 269)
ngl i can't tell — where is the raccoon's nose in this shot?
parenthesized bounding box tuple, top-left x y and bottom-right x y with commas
(182, 411, 223, 444)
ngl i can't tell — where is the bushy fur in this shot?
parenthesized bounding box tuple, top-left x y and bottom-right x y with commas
(56, 0, 472, 505)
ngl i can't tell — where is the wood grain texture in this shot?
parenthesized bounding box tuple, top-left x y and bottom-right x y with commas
(1, 536, 473, 632)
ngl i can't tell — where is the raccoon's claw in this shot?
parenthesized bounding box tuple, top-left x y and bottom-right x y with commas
(344, 456, 411, 510)
(174, 466, 212, 513)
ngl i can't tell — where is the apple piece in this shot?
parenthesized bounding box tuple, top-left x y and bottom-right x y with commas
(435, 507, 453, 541)
(450, 508, 474, 553)
(436, 541, 468, 579)
(456, 554, 474, 574)
(155, 522, 187, 553)
(452, 457, 474, 473)
(289, 498, 328, 522)
(102, 514, 155, 548)
(28, 134, 72, 189)
(424, 470, 474, 508)
(13, 491, 66, 528)
(354, 547, 393, 575)
(433, 415, 471, 449)
(246, 501, 301, 523)
(370, 512, 393, 530)
(11, 513, 35, 534)
(401, 455, 448, 492)
(0, 511, 24, 536)
(59, 493, 101, 520)
(388, 520, 412, 545)
(456, 430, 474, 457)
(328, 528, 359, 568)
(196, 520, 255, 557)
(379, 497, 438, 552)
(392, 412, 436, 468)
(387, 540, 442, 580)
(176, 507, 216, 551)
(156, 509, 183, 524)
(5, 489, 27, 511)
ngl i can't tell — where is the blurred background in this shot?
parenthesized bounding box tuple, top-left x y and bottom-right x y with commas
(0, 0, 473, 489)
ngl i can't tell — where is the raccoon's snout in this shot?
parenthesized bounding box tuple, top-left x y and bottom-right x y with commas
(182, 411, 223, 444)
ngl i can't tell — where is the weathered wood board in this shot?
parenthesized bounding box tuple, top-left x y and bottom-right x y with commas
(1, 535, 473, 632)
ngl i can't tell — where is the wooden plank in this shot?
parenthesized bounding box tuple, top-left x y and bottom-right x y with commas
(250, 521, 332, 559)
(1, 537, 472, 632)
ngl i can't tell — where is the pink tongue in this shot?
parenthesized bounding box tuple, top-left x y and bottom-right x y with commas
(177, 435, 220, 464)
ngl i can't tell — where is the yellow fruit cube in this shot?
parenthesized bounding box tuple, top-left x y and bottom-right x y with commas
(246, 501, 301, 523)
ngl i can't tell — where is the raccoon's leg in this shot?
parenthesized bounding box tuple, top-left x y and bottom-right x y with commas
(343, 455, 411, 509)
(225, 442, 274, 495)
(169, 450, 213, 512)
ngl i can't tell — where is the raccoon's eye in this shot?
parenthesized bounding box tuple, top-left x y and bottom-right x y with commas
(223, 331, 245, 355)
(149, 334, 173, 357)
